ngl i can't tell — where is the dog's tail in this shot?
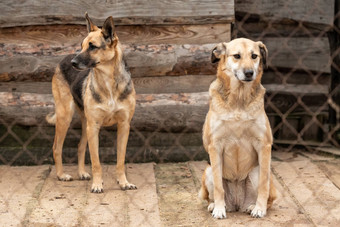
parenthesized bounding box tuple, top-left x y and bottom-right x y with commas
(46, 112, 56, 125)
(198, 166, 210, 202)
(267, 173, 277, 209)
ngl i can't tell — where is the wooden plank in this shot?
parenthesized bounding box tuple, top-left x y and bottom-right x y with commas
(0, 36, 331, 82)
(0, 0, 234, 27)
(154, 163, 210, 226)
(0, 166, 50, 226)
(272, 160, 340, 226)
(235, 0, 334, 27)
(0, 24, 230, 46)
(0, 75, 215, 95)
(0, 44, 217, 82)
(0, 91, 209, 132)
(28, 165, 90, 226)
(0, 71, 330, 96)
(126, 163, 162, 227)
(316, 160, 340, 190)
(0, 84, 329, 130)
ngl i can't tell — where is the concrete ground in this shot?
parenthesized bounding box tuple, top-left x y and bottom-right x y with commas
(0, 151, 340, 227)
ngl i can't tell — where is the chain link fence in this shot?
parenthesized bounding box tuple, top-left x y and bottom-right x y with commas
(0, 0, 339, 226)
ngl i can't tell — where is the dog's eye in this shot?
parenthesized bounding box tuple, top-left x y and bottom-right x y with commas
(233, 54, 241, 59)
(251, 54, 258, 59)
(88, 42, 98, 51)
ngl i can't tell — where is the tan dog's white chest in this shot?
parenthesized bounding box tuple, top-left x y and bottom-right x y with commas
(209, 111, 267, 180)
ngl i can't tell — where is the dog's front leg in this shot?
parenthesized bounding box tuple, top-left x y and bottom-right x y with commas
(209, 144, 226, 219)
(87, 121, 103, 193)
(116, 120, 137, 190)
(251, 144, 271, 218)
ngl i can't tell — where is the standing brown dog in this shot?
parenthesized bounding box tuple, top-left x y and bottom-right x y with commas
(199, 38, 276, 218)
(46, 13, 136, 193)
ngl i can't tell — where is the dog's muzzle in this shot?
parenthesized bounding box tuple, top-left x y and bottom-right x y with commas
(243, 69, 254, 82)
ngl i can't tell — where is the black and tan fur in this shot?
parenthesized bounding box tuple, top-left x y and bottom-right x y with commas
(199, 38, 277, 218)
(46, 13, 136, 193)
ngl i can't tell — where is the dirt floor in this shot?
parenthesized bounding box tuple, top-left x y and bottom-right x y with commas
(0, 150, 340, 226)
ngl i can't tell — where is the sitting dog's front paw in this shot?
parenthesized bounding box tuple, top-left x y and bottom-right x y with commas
(212, 205, 226, 219)
(118, 181, 137, 190)
(250, 205, 266, 218)
(245, 204, 255, 214)
(208, 202, 215, 212)
(57, 174, 73, 181)
(91, 182, 104, 193)
(79, 172, 91, 180)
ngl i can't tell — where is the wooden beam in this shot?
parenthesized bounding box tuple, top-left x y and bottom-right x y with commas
(0, 0, 234, 27)
(0, 44, 217, 82)
(0, 24, 230, 46)
(0, 76, 215, 95)
(0, 36, 331, 82)
(0, 85, 329, 131)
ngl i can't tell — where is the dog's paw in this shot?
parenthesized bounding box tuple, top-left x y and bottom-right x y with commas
(208, 203, 215, 212)
(212, 206, 227, 219)
(118, 181, 137, 190)
(250, 205, 266, 218)
(245, 204, 256, 214)
(57, 174, 73, 181)
(79, 172, 91, 180)
(91, 182, 104, 193)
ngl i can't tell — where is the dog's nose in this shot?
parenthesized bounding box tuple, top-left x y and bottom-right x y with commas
(71, 59, 78, 68)
(244, 70, 254, 79)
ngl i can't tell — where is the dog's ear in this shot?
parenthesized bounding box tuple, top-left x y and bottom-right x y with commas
(257, 41, 268, 69)
(211, 43, 227, 63)
(85, 12, 98, 33)
(102, 16, 116, 43)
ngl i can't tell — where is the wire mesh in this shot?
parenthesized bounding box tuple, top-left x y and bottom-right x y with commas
(0, 0, 339, 226)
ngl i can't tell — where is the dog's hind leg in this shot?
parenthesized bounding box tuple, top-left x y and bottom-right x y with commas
(241, 166, 258, 213)
(77, 114, 90, 180)
(52, 75, 75, 181)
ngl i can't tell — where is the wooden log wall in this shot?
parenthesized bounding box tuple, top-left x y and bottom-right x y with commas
(0, 0, 336, 164)
(0, 0, 234, 164)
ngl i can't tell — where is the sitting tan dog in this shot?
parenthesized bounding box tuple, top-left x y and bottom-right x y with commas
(199, 38, 276, 219)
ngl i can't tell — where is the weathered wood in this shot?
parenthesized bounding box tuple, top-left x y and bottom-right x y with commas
(0, 0, 234, 27)
(0, 75, 215, 95)
(0, 85, 329, 130)
(0, 68, 330, 96)
(0, 91, 209, 132)
(0, 24, 230, 46)
(0, 44, 217, 82)
(0, 37, 331, 82)
(235, 0, 334, 28)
